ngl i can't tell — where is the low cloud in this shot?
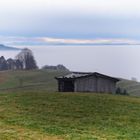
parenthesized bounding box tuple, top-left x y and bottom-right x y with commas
(41, 37, 139, 45)
(0, 36, 139, 46)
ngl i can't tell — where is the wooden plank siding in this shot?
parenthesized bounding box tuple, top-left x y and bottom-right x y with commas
(55, 72, 119, 93)
(74, 76, 116, 93)
(74, 75, 97, 92)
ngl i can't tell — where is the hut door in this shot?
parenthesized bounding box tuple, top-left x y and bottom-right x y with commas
(64, 81, 74, 92)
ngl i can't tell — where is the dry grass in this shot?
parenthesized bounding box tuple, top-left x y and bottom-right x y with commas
(0, 122, 63, 140)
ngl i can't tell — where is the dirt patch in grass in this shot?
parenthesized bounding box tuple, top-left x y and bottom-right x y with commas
(0, 72, 7, 84)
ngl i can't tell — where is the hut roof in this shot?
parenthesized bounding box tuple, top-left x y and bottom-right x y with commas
(55, 72, 119, 82)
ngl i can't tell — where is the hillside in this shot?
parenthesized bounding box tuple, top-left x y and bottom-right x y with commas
(0, 70, 69, 92)
(0, 70, 139, 139)
(0, 92, 140, 139)
(117, 79, 140, 96)
(0, 70, 140, 96)
(0, 44, 20, 50)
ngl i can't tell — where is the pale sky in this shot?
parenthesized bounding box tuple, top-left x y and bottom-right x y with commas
(0, 0, 140, 40)
(46, 0, 140, 16)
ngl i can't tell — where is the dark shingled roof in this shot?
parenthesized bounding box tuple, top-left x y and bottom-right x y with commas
(55, 72, 119, 82)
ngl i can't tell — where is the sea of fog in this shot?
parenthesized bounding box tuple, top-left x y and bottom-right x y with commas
(0, 45, 140, 81)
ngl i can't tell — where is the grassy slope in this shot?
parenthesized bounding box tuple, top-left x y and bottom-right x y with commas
(1, 70, 140, 96)
(0, 70, 140, 139)
(0, 92, 140, 140)
(0, 70, 68, 92)
(117, 79, 140, 96)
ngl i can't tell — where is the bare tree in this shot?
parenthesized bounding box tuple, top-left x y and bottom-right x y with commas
(16, 48, 38, 70)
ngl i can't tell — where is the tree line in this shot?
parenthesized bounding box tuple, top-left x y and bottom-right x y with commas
(0, 48, 38, 71)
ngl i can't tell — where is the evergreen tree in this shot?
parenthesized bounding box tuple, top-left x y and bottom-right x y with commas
(0, 56, 8, 70)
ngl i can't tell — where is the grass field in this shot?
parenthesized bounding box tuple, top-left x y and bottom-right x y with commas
(0, 92, 140, 140)
(0, 70, 68, 92)
(0, 70, 140, 139)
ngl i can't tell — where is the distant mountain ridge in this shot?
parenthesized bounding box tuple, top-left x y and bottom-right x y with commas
(0, 44, 20, 50)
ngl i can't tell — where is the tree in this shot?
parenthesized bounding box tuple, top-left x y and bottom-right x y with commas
(116, 87, 128, 95)
(123, 89, 128, 95)
(0, 56, 8, 70)
(16, 48, 38, 70)
(42, 64, 69, 71)
(116, 87, 121, 94)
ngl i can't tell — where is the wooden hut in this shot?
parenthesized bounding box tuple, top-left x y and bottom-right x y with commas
(55, 72, 119, 93)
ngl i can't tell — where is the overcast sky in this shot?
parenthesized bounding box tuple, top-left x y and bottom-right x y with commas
(0, 0, 140, 40)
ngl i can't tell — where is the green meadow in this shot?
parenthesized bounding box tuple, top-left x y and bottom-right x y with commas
(0, 70, 140, 140)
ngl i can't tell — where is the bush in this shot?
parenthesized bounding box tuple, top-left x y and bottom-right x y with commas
(116, 87, 128, 95)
